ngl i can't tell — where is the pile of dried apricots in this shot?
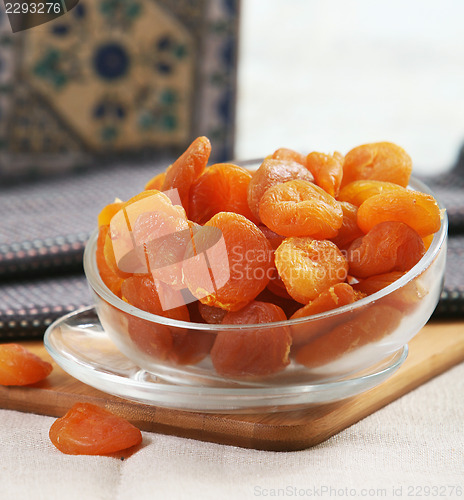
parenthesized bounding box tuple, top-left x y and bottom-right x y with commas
(96, 138, 442, 379)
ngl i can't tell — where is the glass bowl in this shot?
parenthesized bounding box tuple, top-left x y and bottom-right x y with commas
(74, 176, 447, 400)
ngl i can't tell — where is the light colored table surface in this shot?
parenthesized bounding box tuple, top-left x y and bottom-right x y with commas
(0, 323, 463, 500)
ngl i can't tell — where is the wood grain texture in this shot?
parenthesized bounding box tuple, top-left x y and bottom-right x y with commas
(1, 320, 463, 451)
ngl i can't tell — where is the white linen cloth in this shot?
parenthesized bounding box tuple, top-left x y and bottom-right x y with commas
(0, 363, 463, 500)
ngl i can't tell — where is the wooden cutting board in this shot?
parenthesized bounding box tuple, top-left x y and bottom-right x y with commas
(1, 319, 463, 451)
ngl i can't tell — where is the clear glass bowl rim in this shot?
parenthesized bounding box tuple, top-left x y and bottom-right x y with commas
(83, 175, 448, 332)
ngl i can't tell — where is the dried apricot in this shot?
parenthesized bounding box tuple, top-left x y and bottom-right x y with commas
(353, 271, 406, 296)
(126, 317, 173, 361)
(295, 305, 403, 368)
(49, 403, 142, 455)
(96, 225, 124, 297)
(338, 180, 404, 207)
(132, 210, 191, 289)
(247, 159, 314, 220)
(347, 221, 425, 278)
(198, 303, 228, 324)
(271, 147, 307, 165)
(162, 136, 211, 211)
(357, 189, 441, 237)
(183, 212, 273, 311)
(290, 283, 357, 347)
(258, 225, 285, 250)
(169, 330, 215, 365)
(122, 276, 189, 321)
(110, 190, 187, 275)
(189, 163, 256, 224)
(211, 301, 291, 377)
(342, 142, 412, 188)
(98, 200, 124, 227)
(354, 271, 425, 313)
(255, 287, 302, 318)
(306, 151, 344, 198)
(144, 171, 166, 191)
(259, 180, 343, 238)
(0, 344, 52, 386)
(123, 277, 212, 367)
(275, 238, 348, 303)
(330, 201, 363, 249)
(422, 234, 434, 251)
(291, 282, 357, 318)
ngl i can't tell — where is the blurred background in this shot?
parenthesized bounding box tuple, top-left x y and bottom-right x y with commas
(236, 0, 464, 175)
(0, 0, 463, 182)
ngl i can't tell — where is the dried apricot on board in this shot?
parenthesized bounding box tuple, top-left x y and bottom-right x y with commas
(0, 344, 52, 386)
(330, 201, 363, 249)
(247, 159, 314, 221)
(271, 147, 307, 166)
(341, 142, 412, 188)
(275, 238, 348, 303)
(306, 151, 344, 198)
(295, 305, 403, 368)
(49, 403, 142, 456)
(183, 212, 273, 311)
(211, 301, 291, 377)
(144, 171, 166, 191)
(289, 283, 357, 347)
(162, 136, 211, 211)
(259, 180, 343, 238)
(357, 189, 441, 237)
(347, 221, 425, 279)
(189, 163, 256, 224)
(338, 180, 404, 207)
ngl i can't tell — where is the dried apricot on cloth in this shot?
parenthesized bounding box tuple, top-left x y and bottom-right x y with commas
(247, 159, 314, 220)
(183, 212, 273, 311)
(275, 238, 348, 303)
(259, 180, 343, 238)
(49, 403, 142, 456)
(347, 221, 425, 279)
(211, 301, 291, 377)
(357, 189, 441, 237)
(341, 142, 412, 188)
(306, 151, 344, 198)
(189, 163, 256, 224)
(0, 344, 52, 386)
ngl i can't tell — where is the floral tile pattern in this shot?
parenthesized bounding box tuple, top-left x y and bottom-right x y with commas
(0, 0, 239, 180)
